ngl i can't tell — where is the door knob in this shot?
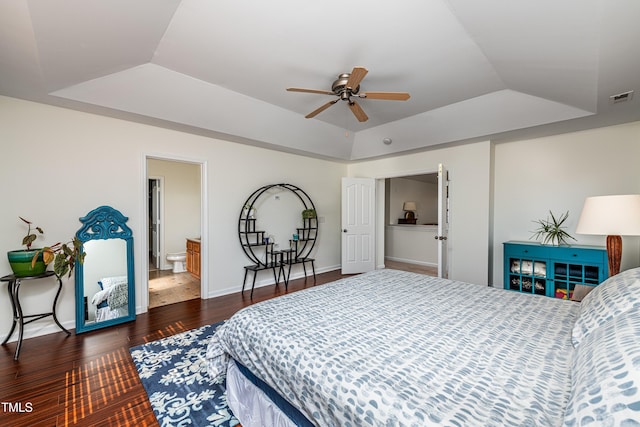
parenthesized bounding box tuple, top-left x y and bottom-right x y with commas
(343, 229, 348, 233)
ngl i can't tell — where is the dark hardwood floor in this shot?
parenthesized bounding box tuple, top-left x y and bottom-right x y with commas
(0, 269, 350, 427)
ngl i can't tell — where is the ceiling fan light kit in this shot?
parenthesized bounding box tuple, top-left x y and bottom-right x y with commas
(287, 66, 410, 122)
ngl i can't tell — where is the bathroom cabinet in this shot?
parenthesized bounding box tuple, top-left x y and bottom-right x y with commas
(186, 238, 201, 279)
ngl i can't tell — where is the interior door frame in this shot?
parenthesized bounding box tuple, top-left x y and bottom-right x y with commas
(148, 176, 164, 270)
(437, 164, 449, 278)
(140, 154, 208, 314)
(373, 166, 448, 274)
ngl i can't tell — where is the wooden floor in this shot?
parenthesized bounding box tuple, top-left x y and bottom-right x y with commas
(0, 261, 431, 426)
(384, 259, 437, 276)
(0, 269, 349, 427)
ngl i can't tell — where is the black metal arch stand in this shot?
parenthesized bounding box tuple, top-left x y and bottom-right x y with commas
(239, 183, 318, 298)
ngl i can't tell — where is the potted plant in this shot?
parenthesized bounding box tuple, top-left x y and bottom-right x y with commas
(243, 204, 256, 219)
(301, 209, 317, 220)
(7, 217, 85, 278)
(530, 210, 577, 246)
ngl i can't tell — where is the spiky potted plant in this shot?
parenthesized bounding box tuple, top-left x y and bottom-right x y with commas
(530, 210, 577, 246)
(7, 217, 85, 278)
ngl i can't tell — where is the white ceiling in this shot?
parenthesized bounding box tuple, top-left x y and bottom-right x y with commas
(1, 0, 639, 160)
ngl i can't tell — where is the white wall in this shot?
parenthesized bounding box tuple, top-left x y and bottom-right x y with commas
(148, 159, 201, 270)
(385, 225, 438, 266)
(348, 141, 492, 285)
(492, 122, 640, 287)
(351, 123, 640, 289)
(387, 177, 438, 224)
(3, 92, 639, 342)
(0, 95, 347, 341)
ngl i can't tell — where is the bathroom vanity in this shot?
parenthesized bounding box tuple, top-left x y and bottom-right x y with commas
(186, 238, 201, 279)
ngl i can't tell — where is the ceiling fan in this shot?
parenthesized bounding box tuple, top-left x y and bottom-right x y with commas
(286, 66, 410, 122)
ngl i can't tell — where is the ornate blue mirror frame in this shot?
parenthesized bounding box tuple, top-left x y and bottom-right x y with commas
(75, 205, 136, 334)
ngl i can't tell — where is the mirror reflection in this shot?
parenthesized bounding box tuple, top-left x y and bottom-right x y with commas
(82, 239, 128, 324)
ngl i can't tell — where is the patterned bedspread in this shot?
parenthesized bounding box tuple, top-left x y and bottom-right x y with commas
(206, 269, 579, 426)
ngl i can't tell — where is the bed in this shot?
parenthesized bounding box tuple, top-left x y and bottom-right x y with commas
(206, 268, 640, 426)
(90, 275, 129, 322)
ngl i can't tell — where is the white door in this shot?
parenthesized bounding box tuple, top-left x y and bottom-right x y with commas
(151, 179, 161, 269)
(437, 164, 449, 278)
(341, 177, 376, 274)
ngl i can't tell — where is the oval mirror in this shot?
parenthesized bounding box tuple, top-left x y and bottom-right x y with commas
(75, 206, 136, 333)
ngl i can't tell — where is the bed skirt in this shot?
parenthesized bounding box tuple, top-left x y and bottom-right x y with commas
(227, 360, 314, 427)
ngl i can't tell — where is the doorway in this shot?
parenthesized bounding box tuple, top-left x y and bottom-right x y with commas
(144, 157, 205, 310)
(341, 167, 449, 277)
(376, 164, 450, 278)
(383, 173, 439, 276)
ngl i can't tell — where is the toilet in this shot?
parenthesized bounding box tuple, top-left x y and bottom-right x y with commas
(166, 252, 187, 273)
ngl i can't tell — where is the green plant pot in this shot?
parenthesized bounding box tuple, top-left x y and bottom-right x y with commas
(7, 249, 46, 277)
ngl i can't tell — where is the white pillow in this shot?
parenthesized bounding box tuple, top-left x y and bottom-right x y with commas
(564, 307, 640, 425)
(100, 275, 128, 289)
(571, 267, 640, 347)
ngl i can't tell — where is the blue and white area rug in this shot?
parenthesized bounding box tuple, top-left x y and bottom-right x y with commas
(130, 322, 239, 427)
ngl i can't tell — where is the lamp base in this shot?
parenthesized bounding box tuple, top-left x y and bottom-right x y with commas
(606, 235, 622, 277)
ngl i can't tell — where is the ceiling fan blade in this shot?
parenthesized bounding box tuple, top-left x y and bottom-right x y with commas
(305, 100, 339, 118)
(346, 66, 368, 90)
(287, 87, 335, 95)
(360, 91, 410, 101)
(348, 100, 368, 122)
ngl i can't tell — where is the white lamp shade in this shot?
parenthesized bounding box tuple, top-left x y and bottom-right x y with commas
(576, 194, 640, 236)
(403, 201, 417, 211)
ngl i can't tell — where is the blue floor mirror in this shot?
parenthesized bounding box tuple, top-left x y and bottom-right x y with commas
(75, 205, 136, 334)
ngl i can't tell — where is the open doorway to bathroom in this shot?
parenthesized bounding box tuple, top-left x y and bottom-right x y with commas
(147, 158, 202, 308)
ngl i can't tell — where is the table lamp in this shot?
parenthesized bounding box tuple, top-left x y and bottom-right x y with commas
(575, 194, 640, 276)
(403, 201, 417, 219)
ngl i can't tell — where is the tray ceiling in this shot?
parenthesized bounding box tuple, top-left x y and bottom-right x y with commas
(1, 0, 638, 160)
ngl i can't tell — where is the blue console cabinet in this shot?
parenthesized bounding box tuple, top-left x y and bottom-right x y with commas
(503, 241, 608, 300)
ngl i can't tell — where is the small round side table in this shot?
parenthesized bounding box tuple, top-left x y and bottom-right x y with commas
(1, 271, 70, 360)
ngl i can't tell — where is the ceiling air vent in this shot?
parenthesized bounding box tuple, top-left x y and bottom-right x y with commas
(609, 90, 634, 104)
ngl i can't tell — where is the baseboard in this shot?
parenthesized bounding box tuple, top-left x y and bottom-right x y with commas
(3, 319, 76, 344)
(384, 256, 437, 268)
(205, 264, 341, 299)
